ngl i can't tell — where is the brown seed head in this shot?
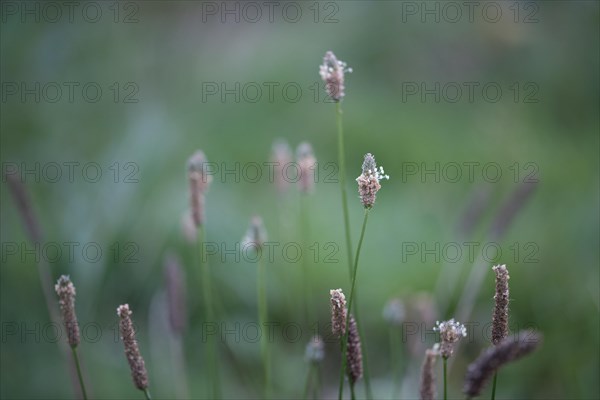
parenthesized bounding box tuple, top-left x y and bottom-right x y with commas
(492, 264, 510, 345)
(55, 275, 80, 348)
(346, 315, 363, 385)
(420, 345, 439, 400)
(330, 288, 347, 338)
(464, 330, 542, 398)
(319, 51, 352, 102)
(117, 304, 149, 391)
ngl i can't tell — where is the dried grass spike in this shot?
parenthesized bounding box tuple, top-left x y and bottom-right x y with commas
(330, 288, 347, 338)
(420, 346, 439, 400)
(54, 275, 80, 348)
(346, 315, 363, 384)
(492, 264, 510, 345)
(464, 330, 542, 398)
(117, 304, 149, 391)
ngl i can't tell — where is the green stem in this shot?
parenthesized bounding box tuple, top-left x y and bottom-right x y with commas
(350, 381, 356, 400)
(390, 327, 401, 399)
(314, 364, 321, 399)
(338, 209, 370, 400)
(443, 357, 448, 400)
(198, 226, 221, 399)
(491, 371, 498, 400)
(335, 101, 373, 400)
(300, 193, 312, 327)
(143, 388, 152, 400)
(258, 253, 271, 399)
(336, 102, 353, 279)
(71, 347, 88, 400)
(303, 363, 314, 400)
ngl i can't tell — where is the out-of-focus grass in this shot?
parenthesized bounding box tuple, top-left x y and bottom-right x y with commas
(1, 2, 598, 399)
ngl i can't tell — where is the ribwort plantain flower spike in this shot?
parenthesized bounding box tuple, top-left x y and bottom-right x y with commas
(346, 315, 363, 385)
(330, 289, 347, 338)
(463, 331, 542, 398)
(492, 264, 510, 345)
(117, 304, 149, 392)
(420, 345, 439, 400)
(356, 153, 389, 208)
(434, 318, 467, 359)
(319, 51, 352, 102)
(55, 275, 80, 348)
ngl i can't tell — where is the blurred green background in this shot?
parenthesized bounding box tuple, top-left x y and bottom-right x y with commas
(1, 1, 598, 399)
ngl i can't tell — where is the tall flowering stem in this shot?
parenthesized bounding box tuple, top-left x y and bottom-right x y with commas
(188, 151, 221, 399)
(321, 51, 376, 399)
(244, 216, 270, 398)
(338, 208, 369, 400)
(55, 276, 88, 400)
(434, 319, 467, 400)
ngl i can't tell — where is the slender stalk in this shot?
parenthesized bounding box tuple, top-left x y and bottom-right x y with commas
(143, 388, 152, 400)
(304, 363, 314, 400)
(336, 102, 353, 278)
(198, 226, 221, 399)
(71, 347, 88, 400)
(300, 193, 312, 326)
(443, 357, 448, 400)
(390, 327, 402, 399)
(350, 381, 356, 400)
(491, 371, 498, 400)
(338, 209, 370, 400)
(258, 254, 271, 399)
(335, 102, 373, 400)
(313, 364, 321, 399)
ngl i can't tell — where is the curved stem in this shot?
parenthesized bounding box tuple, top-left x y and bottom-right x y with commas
(198, 226, 221, 399)
(443, 357, 448, 400)
(258, 253, 271, 398)
(338, 209, 370, 400)
(71, 347, 88, 400)
(491, 371, 498, 400)
(143, 388, 152, 400)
